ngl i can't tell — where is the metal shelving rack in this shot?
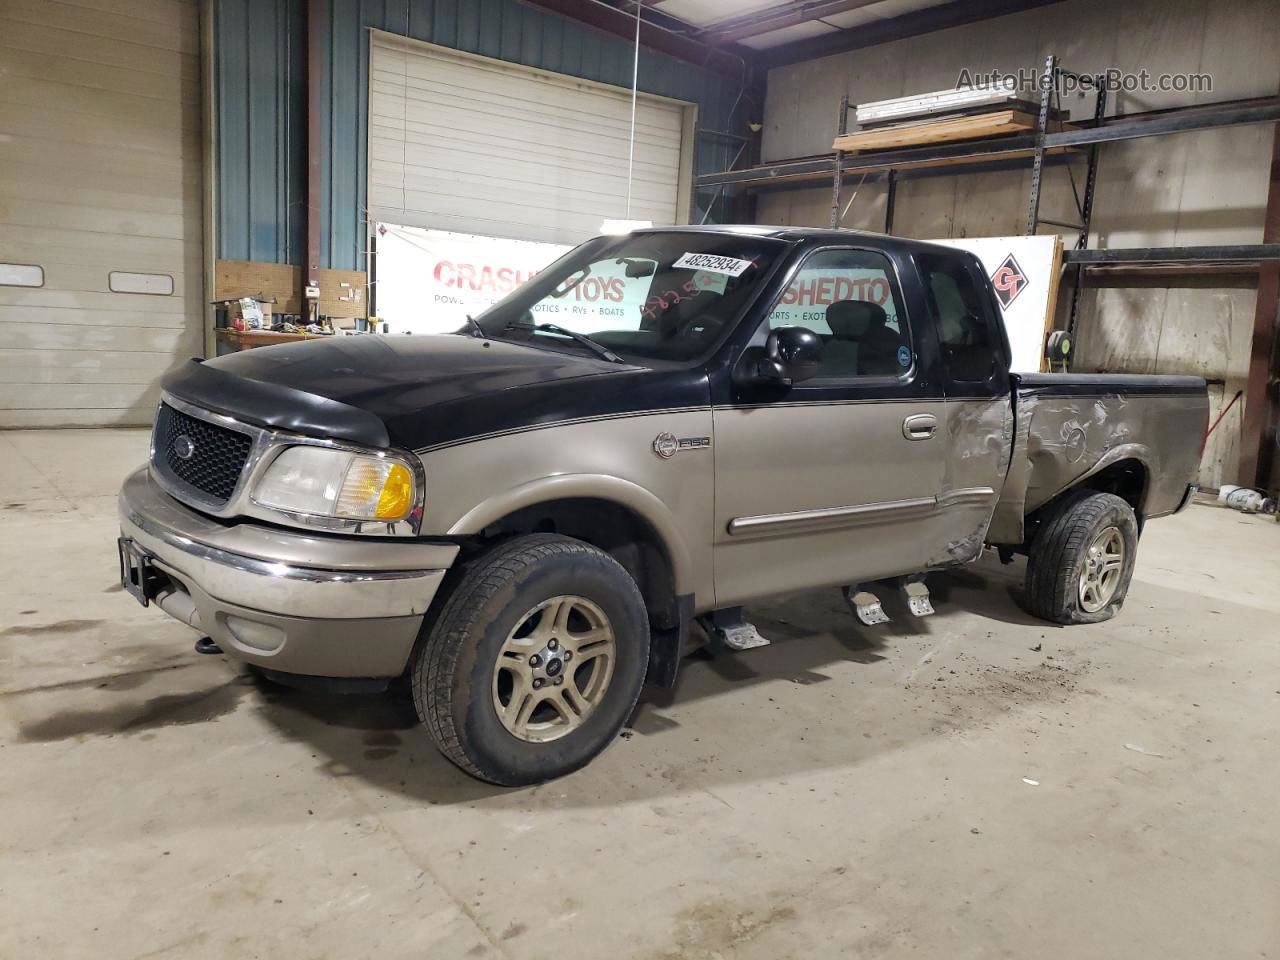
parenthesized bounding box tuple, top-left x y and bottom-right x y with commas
(695, 80, 1280, 298)
(824, 55, 1107, 245)
(696, 80, 1280, 485)
(1022, 55, 1109, 338)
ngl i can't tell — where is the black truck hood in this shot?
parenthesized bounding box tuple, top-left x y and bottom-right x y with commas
(163, 334, 708, 452)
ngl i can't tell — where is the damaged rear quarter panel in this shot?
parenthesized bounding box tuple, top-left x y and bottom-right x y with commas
(989, 375, 1208, 545)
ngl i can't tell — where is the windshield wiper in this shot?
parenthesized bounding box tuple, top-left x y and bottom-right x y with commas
(462, 314, 488, 339)
(506, 321, 625, 364)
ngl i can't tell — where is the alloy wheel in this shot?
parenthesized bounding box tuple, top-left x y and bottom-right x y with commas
(492, 595, 617, 743)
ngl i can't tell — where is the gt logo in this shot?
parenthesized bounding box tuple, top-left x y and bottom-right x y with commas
(990, 253, 1028, 310)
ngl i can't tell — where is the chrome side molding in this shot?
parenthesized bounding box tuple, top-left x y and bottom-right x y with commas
(727, 486, 996, 538)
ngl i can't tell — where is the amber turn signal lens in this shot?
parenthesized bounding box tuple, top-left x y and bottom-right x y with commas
(335, 456, 416, 521)
(374, 463, 414, 520)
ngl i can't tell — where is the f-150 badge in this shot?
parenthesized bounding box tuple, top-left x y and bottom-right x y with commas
(653, 432, 711, 459)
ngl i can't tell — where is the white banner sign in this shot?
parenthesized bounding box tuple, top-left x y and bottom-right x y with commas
(375, 224, 569, 334)
(375, 223, 1061, 372)
(933, 235, 1061, 373)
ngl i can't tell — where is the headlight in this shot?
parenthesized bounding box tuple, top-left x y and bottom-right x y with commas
(252, 446, 418, 524)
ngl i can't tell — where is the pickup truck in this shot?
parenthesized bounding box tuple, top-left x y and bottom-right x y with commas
(118, 226, 1208, 785)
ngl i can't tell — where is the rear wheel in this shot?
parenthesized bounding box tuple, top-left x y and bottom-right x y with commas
(1024, 490, 1139, 625)
(412, 534, 649, 785)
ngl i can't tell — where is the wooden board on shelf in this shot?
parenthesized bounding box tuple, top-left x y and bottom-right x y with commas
(833, 110, 1073, 152)
(728, 145, 1077, 188)
(214, 261, 369, 319)
(873, 145, 1075, 174)
(1040, 235, 1066, 372)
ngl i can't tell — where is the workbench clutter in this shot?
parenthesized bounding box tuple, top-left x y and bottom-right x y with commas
(218, 295, 274, 331)
(212, 259, 371, 352)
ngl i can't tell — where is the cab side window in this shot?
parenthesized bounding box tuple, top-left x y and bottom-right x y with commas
(765, 249, 911, 379)
(917, 253, 998, 382)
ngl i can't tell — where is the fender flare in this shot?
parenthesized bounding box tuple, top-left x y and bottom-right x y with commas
(446, 473, 695, 595)
(1038, 442, 1155, 516)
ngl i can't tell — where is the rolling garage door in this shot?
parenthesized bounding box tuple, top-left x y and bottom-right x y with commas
(0, 0, 204, 427)
(368, 32, 695, 245)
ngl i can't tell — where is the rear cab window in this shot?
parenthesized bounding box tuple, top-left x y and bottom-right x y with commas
(915, 251, 1009, 384)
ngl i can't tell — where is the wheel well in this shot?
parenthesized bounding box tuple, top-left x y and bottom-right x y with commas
(464, 498, 679, 629)
(1021, 458, 1148, 550)
(1076, 458, 1148, 516)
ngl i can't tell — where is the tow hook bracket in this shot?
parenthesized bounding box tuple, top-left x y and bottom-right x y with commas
(194, 636, 223, 655)
(697, 607, 771, 652)
(843, 586, 890, 626)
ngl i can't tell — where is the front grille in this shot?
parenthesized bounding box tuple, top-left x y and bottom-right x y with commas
(153, 403, 253, 506)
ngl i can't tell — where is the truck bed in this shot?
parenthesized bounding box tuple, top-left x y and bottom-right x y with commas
(987, 373, 1209, 545)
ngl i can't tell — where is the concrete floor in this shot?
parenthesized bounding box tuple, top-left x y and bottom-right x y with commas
(2, 428, 1278, 960)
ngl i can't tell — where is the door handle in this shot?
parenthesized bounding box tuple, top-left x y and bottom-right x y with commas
(902, 413, 938, 441)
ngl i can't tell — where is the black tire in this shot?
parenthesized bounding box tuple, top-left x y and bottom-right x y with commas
(412, 534, 649, 786)
(1024, 490, 1139, 625)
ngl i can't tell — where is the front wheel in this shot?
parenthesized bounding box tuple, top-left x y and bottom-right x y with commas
(1024, 491, 1139, 625)
(412, 534, 649, 786)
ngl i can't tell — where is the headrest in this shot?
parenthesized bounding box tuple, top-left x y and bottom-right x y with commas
(827, 300, 887, 339)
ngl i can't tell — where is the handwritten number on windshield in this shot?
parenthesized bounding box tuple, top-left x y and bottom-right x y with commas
(641, 280, 702, 322)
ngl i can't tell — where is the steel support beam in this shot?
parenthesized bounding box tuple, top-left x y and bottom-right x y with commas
(198, 0, 217, 358)
(697, 134, 1050, 188)
(884, 170, 897, 235)
(305, 0, 322, 324)
(1043, 99, 1280, 148)
(1064, 245, 1280, 265)
(1024, 55, 1056, 236)
(1239, 122, 1280, 491)
(830, 95, 849, 228)
(757, 0, 1066, 69)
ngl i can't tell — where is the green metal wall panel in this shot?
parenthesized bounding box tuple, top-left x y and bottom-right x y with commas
(216, 0, 742, 270)
(216, 0, 306, 265)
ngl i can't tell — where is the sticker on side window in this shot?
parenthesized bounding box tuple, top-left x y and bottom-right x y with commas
(672, 252, 754, 277)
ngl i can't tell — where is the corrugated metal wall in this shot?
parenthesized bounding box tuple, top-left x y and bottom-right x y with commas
(215, 0, 306, 267)
(215, 0, 744, 272)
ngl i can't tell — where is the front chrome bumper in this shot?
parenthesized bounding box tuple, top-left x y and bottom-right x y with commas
(118, 466, 457, 678)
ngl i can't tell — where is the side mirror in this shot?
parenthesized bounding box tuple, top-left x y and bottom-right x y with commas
(739, 325, 823, 387)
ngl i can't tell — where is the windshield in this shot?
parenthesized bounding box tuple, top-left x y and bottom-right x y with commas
(473, 231, 786, 363)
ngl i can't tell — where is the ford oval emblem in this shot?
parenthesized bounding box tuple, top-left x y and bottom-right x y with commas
(652, 432, 679, 460)
(173, 435, 196, 460)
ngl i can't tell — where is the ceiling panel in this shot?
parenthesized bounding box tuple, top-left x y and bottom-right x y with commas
(652, 0, 786, 29)
(823, 0, 957, 26)
(651, 0, 962, 48)
(739, 19, 843, 50)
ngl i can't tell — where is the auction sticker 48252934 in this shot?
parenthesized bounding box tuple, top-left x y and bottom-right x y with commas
(672, 252, 754, 277)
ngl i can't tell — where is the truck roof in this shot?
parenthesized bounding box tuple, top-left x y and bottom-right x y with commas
(629, 223, 971, 256)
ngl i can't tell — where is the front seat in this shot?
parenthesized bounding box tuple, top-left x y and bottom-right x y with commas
(826, 300, 904, 376)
